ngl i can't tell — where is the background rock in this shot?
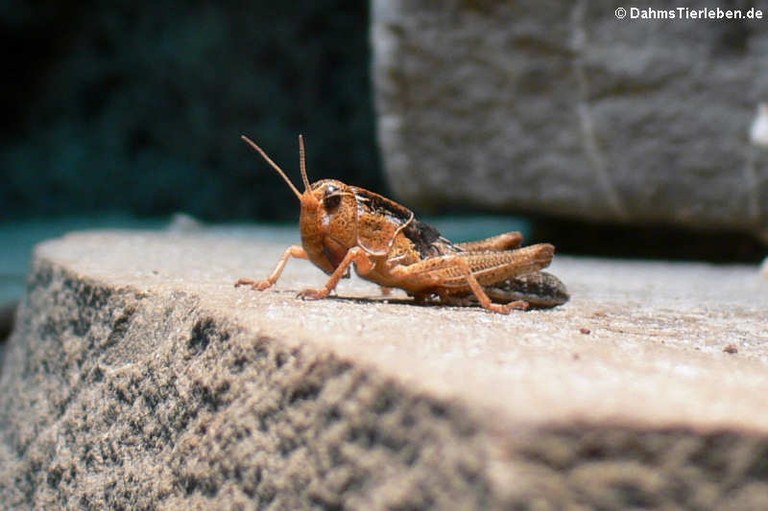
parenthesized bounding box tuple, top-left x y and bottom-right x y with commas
(372, 0, 768, 241)
(1, 230, 768, 508)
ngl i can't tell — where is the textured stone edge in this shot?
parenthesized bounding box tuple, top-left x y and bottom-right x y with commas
(1, 257, 768, 509)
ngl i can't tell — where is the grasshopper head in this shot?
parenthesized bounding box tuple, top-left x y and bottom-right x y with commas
(241, 135, 356, 274)
(300, 178, 359, 273)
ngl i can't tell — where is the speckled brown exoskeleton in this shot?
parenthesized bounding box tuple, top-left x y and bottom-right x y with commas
(235, 135, 569, 313)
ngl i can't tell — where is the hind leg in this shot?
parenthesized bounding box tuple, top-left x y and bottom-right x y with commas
(455, 232, 523, 252)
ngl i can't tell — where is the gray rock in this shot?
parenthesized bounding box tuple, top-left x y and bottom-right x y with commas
(372, 0, 768, 241)
(1, 229, 768, 509)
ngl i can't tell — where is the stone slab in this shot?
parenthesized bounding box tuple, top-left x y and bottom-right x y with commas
(1, 229, 768, 509)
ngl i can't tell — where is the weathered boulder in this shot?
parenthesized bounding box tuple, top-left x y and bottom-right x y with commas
(1, 230, 768, 509)
(372, 0, 768, 241)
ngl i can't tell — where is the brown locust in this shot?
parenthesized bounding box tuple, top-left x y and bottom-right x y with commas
(235, 135, 569, 313)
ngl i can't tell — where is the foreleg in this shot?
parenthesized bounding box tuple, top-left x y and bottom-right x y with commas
(235, 245, 308, 290)
(297, 247, 375, 300)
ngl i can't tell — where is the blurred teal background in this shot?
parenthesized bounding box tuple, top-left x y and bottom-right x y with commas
(1, 1, 381, 221)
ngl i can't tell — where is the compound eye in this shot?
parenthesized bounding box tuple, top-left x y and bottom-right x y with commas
(323, 185, 342, 211)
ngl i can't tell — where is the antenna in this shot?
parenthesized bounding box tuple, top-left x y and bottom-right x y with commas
(241, 135, 302, 200)
(298, 134, 311, 192)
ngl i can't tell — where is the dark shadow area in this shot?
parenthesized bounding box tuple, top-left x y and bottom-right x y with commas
(0, 302, 17, 361)
(0, 0, 381, 222)
(532, 218, 765, 264)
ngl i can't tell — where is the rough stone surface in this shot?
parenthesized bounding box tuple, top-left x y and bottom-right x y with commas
(1, 229, 768, 509)
(372, 0, 768, 240)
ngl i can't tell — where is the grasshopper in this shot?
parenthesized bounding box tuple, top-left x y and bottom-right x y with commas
(235, 135, 569, 313)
